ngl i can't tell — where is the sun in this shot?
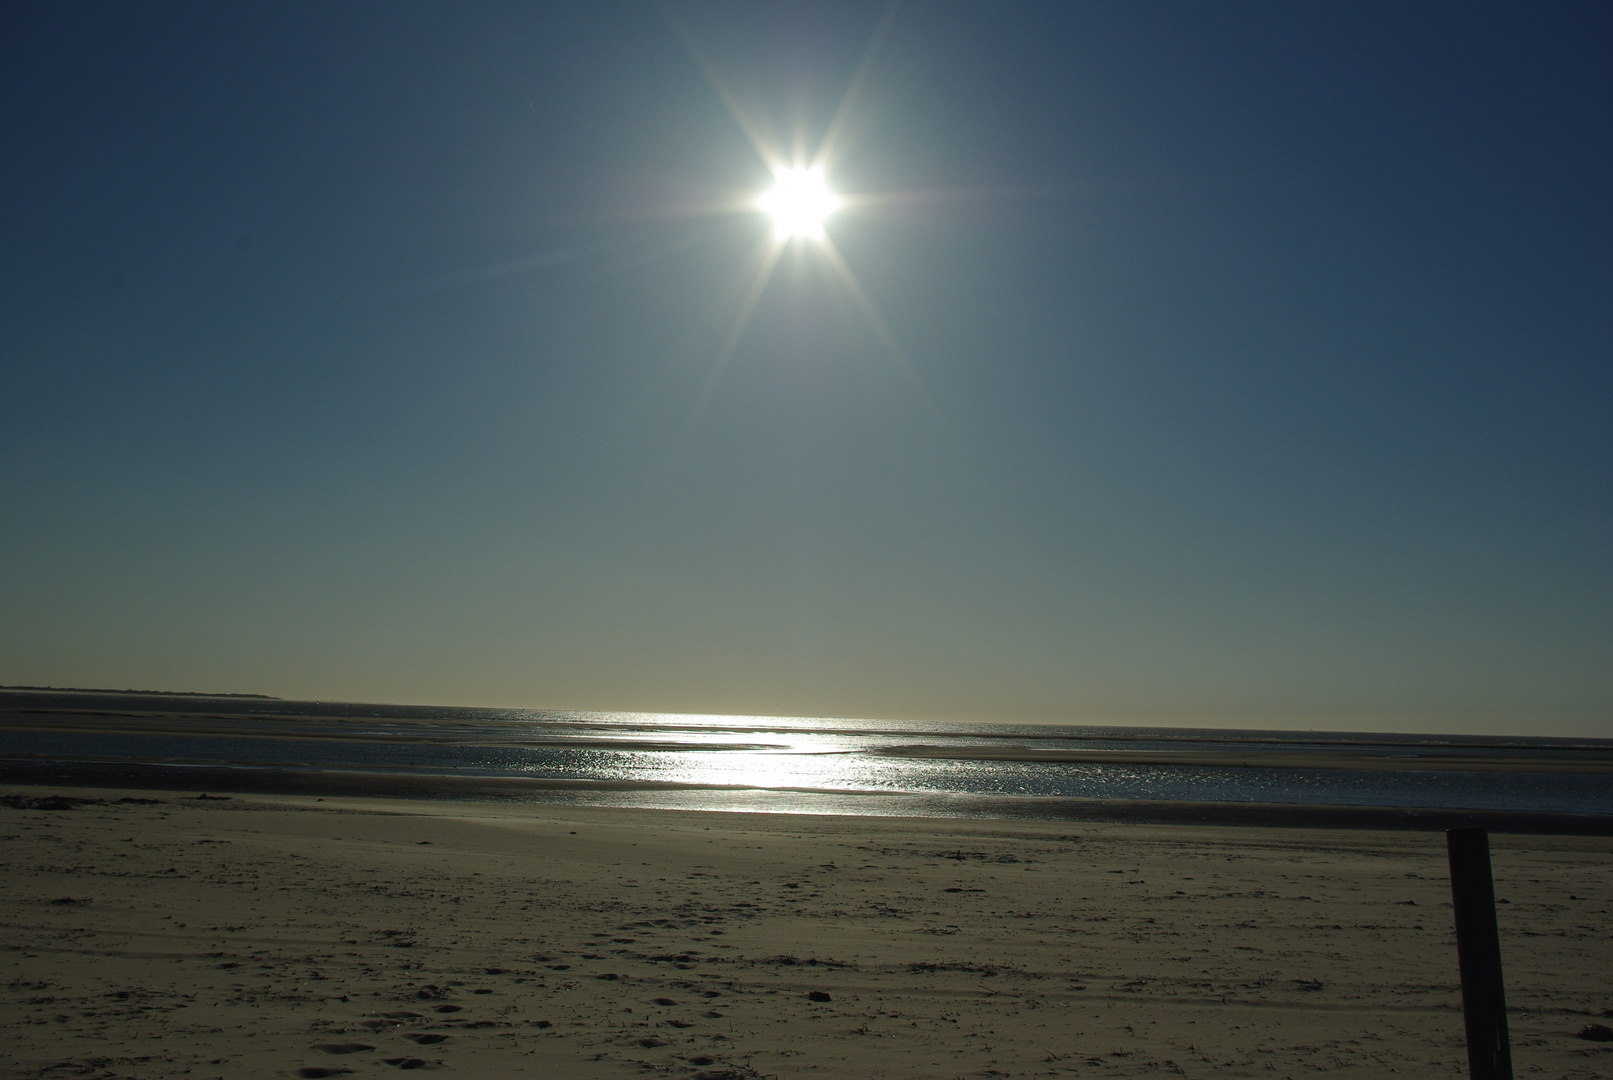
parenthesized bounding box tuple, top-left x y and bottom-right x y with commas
(669, 4, 933, 428)
(756, 166, 841, 240)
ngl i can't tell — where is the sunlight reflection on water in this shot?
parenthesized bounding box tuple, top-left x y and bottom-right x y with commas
(5, 705, 1612, 817)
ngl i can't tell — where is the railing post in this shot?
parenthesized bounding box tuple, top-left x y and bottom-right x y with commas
(1447, 828, 1512, 1080)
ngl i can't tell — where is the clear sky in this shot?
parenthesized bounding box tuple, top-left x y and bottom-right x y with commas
(3, 3, 1608, 735)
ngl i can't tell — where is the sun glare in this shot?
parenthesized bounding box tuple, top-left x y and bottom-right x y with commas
(757, 166, 840, 240)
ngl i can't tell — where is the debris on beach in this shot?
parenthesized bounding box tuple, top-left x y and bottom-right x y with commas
(1, 794, 102, 811)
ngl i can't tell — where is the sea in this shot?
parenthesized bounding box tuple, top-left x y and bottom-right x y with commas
(3, 691, 1611, 822)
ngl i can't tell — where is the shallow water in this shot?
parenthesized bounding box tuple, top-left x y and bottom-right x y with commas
(4, 694, 1611, 817)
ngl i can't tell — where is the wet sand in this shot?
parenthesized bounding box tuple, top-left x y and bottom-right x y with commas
(4, 785, 1612, 1079)
(6, 757, 1613, 834)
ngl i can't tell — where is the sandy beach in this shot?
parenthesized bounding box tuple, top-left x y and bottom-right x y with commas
(4, 786, 1611, 1080)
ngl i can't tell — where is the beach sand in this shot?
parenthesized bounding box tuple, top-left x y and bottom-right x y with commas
(3, 786, 1610, 1079)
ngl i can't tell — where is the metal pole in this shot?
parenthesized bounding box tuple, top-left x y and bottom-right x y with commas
(1446, 828, 1512, 1080)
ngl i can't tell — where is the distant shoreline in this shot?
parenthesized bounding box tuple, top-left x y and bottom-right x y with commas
(3, 688, 1608, 753)
(0, 686, 277, 699)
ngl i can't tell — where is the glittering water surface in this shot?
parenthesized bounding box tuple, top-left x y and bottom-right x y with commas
(4, 695, 1611, 817)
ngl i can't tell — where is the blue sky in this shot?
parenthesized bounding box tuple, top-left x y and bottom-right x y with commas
(3, 2, 1608, 733)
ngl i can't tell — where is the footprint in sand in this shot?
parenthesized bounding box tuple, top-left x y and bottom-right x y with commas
(408, 1034, 449, 1045)
(382, 1058, 428, 1070)
(298, 1069, 351, 1079)
(313, 1043, 375, 1055)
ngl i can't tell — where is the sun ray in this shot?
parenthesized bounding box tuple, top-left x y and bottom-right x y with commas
(681, 237, 787, 436)
(815, 233, 940, 420)
(811, 0, 902, 173)
(659, 3, 782, 173)
(838, 180, 1078, 214)
(392, 223, 731, 295)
